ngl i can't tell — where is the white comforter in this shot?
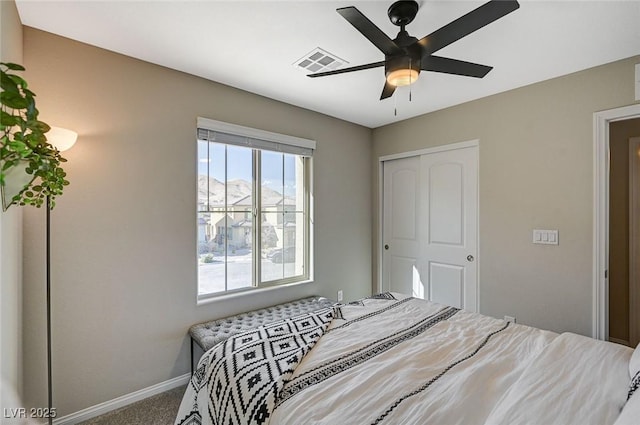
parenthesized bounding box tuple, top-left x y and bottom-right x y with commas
(178, 293, 633, 425)
(485, 332, 632, 425)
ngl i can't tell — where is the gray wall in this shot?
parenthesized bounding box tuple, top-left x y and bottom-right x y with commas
(21, 28, 372, 416)
(0, 0, 24, 401)
(372, 55, 640, 337)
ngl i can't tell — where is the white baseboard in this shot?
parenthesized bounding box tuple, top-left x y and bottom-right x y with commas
(51, 373, 191, 425)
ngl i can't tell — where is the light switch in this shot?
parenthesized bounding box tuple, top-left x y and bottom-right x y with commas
(533, 229, 559, 245)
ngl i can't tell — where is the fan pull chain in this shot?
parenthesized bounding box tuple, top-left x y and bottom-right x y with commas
(394, 93, 397, 116)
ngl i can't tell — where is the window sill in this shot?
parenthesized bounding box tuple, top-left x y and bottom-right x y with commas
(196, 279, 314, 306)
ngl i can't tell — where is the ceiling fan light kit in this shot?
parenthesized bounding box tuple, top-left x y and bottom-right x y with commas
(386, 68, 419, 87)
(309, 0, 520, 101)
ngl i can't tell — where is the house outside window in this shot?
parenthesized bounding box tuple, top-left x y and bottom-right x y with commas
(196, 118, 314, 299)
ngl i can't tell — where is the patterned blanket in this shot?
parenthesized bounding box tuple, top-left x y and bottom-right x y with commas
(175, 307, 334, 425)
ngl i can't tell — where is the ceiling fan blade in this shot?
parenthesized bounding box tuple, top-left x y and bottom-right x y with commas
(337, 6, 403, 56)
(422, 55, 493, 78)
(380, 81, 396, 100)
(418, 0, 519, 55)
(307, 61, 385, 78)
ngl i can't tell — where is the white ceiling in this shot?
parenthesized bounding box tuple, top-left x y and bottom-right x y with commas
(15, 0, 640, 128)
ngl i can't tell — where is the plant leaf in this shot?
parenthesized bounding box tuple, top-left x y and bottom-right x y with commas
(2, 63, 26, 71)
(0, 91, 28, 109)
(0, 110, 18, 126)
(27, 120, 50, 133)
(0, 74, 20, 94)
(8, 74, 27, 89)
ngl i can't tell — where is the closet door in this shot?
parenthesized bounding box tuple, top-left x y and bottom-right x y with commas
(382, 145, 478, 311)
(419, 146, 477, 311)
(382, 156, 422, 297)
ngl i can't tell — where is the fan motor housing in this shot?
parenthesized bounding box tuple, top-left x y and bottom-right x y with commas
(388, 0, 419, 27)
(385, 50, 421, 79)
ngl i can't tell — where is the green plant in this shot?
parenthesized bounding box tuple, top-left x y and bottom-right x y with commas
(1, 62, 69, 209)
(202, 254, 214, 264)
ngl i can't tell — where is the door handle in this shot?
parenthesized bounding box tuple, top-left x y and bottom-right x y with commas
(384, 244, 390, 250)
(467, 255, 474, 262)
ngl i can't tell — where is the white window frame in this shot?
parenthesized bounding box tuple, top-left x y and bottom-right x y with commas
(196, 118, 315, 300)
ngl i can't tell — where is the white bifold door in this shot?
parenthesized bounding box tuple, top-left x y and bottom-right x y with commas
(382, 144, 478, 311)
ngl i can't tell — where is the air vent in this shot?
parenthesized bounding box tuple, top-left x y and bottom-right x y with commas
(294, 48, 348, 74)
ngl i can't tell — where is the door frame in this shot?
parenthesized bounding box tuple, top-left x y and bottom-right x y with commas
(378, 139, 479, 306)
(593, 104, 640, 341)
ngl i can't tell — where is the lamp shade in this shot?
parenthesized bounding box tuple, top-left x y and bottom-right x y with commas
(386, 68, 419, 87)
(48, 127, 78, 152)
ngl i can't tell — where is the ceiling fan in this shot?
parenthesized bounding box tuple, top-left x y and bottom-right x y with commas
(308, 0, 520, 100)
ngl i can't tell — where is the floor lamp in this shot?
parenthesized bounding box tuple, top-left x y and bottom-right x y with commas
(46, 194, 53, 425)
(46, 127, 77, 425)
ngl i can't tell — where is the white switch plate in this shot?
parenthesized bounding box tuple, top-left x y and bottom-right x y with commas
(533, 229, 559, 245)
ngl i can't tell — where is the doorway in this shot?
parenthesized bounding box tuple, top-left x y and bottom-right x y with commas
(380, 141, 478, 312)
(593, 104, 640, 342)
(609, 120, 640, 347)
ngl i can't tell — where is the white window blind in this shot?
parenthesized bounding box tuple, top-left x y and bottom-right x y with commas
(197, 117, 315, 157)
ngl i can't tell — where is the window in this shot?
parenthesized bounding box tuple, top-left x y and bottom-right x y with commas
(196, 118, 314, 299)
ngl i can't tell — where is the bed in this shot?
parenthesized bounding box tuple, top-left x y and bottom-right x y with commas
(175, 293, 640, 425)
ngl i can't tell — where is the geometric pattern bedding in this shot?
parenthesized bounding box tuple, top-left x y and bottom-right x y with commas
(175, 307, 333, 425)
